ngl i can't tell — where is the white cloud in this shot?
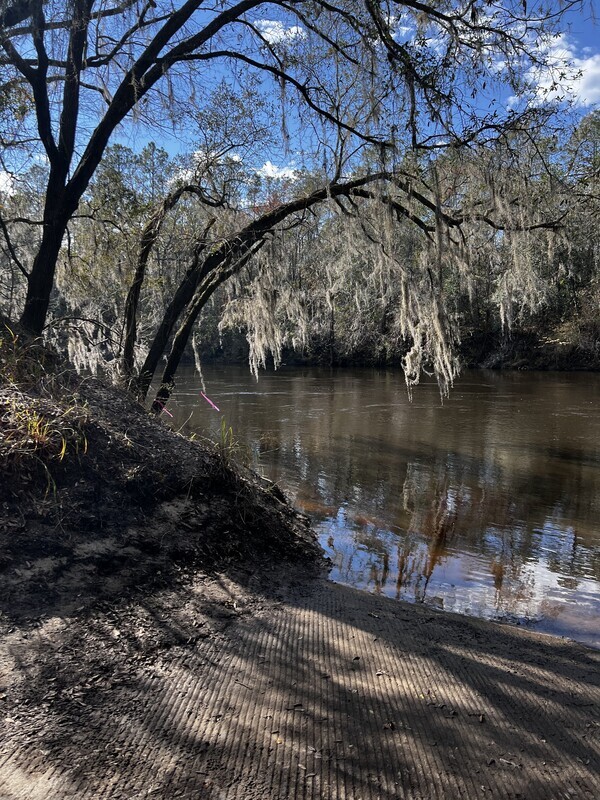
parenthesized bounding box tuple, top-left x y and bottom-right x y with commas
(255, 19, 305, 45)
(386, 14, 414, 42)
(170, 149, 244, 185)
(393, 24, 413, 39)
(256, 161, 297, 180)
(0, 170, 16, 195)
(531, 34, 600, 107)
(576, 55, 600, 104)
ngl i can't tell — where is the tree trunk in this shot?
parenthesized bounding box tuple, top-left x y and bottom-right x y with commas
(122, 187, 211, 382)
(136, 236, 238, 400)
(19, 218, 67, 335)
(121, 261, 145, 380)
(151, 281, 218, 413)
(152, 244, 263, 412)
(122, 225, 162, 381)
(140, 174, 391, 399)
(136, 265, 201, 399)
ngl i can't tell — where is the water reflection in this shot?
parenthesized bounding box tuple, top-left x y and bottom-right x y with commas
(169, 367, 600, 648)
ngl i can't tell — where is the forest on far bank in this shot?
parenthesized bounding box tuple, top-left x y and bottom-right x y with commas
(4, 114, 599, 380)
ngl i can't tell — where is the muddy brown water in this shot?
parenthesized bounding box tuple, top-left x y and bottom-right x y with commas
(167, 366, 600, 649)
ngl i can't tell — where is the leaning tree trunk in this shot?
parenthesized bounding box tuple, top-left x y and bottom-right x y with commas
(135, 259, 204, 399)
(140, 172, 392, 400)
(121, 188, 213, 382)
(137, 234, 247, 400)
(152, 245, 263, 412)
(151, 277, 227, 413)
(121, 254, 148, 381)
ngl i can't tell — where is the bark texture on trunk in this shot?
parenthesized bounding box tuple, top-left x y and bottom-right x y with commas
(19, 219, 66, 335)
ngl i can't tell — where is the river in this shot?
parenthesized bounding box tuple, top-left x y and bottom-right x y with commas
(166, 366, 600, 649)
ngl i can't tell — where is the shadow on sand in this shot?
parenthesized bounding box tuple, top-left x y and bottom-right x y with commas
(1, 558, 598, 800)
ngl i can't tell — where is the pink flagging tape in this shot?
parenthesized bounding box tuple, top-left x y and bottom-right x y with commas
(158, 402, 173, 418)
(200, 392, 220, 412)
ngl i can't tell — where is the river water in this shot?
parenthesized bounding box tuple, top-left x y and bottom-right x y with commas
(167, 366, 600, 649)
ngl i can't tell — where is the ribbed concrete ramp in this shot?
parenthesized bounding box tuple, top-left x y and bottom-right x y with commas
(1, 576, 599, 799)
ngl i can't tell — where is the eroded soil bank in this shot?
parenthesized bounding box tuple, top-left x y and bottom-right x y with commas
(1, 368, 321, 623)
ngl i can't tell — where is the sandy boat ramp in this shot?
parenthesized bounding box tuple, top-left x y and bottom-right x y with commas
(1, 568, 598, 799)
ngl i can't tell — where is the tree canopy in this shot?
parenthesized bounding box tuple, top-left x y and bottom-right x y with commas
(0, 1, 597, 397)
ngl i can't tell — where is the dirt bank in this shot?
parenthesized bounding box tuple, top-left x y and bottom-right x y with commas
(0, 358, 322, 625)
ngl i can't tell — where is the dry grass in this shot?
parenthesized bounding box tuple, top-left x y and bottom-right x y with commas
(0, 322, 88, 484)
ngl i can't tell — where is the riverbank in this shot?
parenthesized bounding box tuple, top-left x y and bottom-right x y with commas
(1, 336, 599, 798)
(0, 329, 321, 623)
(198, 311, 600, 373)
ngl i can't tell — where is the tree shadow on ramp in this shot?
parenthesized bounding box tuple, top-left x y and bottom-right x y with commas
(1, 571, 598, 799)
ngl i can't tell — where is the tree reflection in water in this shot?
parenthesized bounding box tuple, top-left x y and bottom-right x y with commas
(171, 366, 600, 648)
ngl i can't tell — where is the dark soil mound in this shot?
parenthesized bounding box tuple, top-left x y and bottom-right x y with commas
(0, 349, 321, 627)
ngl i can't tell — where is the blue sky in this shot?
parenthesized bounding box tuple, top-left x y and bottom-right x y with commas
(142, 1, 600, 172)
(565, 0, 599, 43)
(527, 0, 600, 107)
(1, 1, 599, 191)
